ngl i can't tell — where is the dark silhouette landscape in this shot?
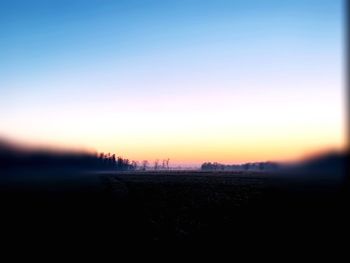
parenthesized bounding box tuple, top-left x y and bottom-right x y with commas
(1, 0, 347, 251)
(1, 139, 348, 244)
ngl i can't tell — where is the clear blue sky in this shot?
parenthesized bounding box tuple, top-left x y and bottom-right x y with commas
(0, 0, 346, 164)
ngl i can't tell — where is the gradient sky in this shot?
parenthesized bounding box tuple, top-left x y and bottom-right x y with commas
(0, 0, 346, 166)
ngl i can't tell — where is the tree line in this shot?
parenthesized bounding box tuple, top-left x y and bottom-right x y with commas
(98, 153, 170, 171)
(201, 161, 279, 171)
(0, 140, 170, 171)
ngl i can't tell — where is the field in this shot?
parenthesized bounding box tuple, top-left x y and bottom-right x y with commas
(0, 170, 347, 243)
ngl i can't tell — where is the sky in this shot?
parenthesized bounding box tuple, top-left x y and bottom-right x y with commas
(0, 0, 346, 166)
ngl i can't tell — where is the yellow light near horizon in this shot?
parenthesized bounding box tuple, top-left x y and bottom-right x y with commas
(0, 84, 346, 166)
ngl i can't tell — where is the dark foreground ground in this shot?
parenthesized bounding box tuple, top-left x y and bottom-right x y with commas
(0, 170, 348, 246)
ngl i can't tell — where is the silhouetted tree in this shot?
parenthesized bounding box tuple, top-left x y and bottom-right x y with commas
(117, 156, 123, 169)
(131, 160, 138, 170)
(166, 158, 170, 170)
(141, 160, 149, 171)
(111, 154, 116, 164)
(124, 158, 130, 170)
(154, 159, 159, 170)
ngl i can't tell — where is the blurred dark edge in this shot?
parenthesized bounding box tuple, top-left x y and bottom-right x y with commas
(346, 0, 350, 191)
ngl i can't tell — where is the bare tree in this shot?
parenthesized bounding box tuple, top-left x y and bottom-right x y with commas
(141, 160, 149, 171)
(166, 158, 170, 170)
(111, 154, 116, 166)
(154, 159, 159, 170)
